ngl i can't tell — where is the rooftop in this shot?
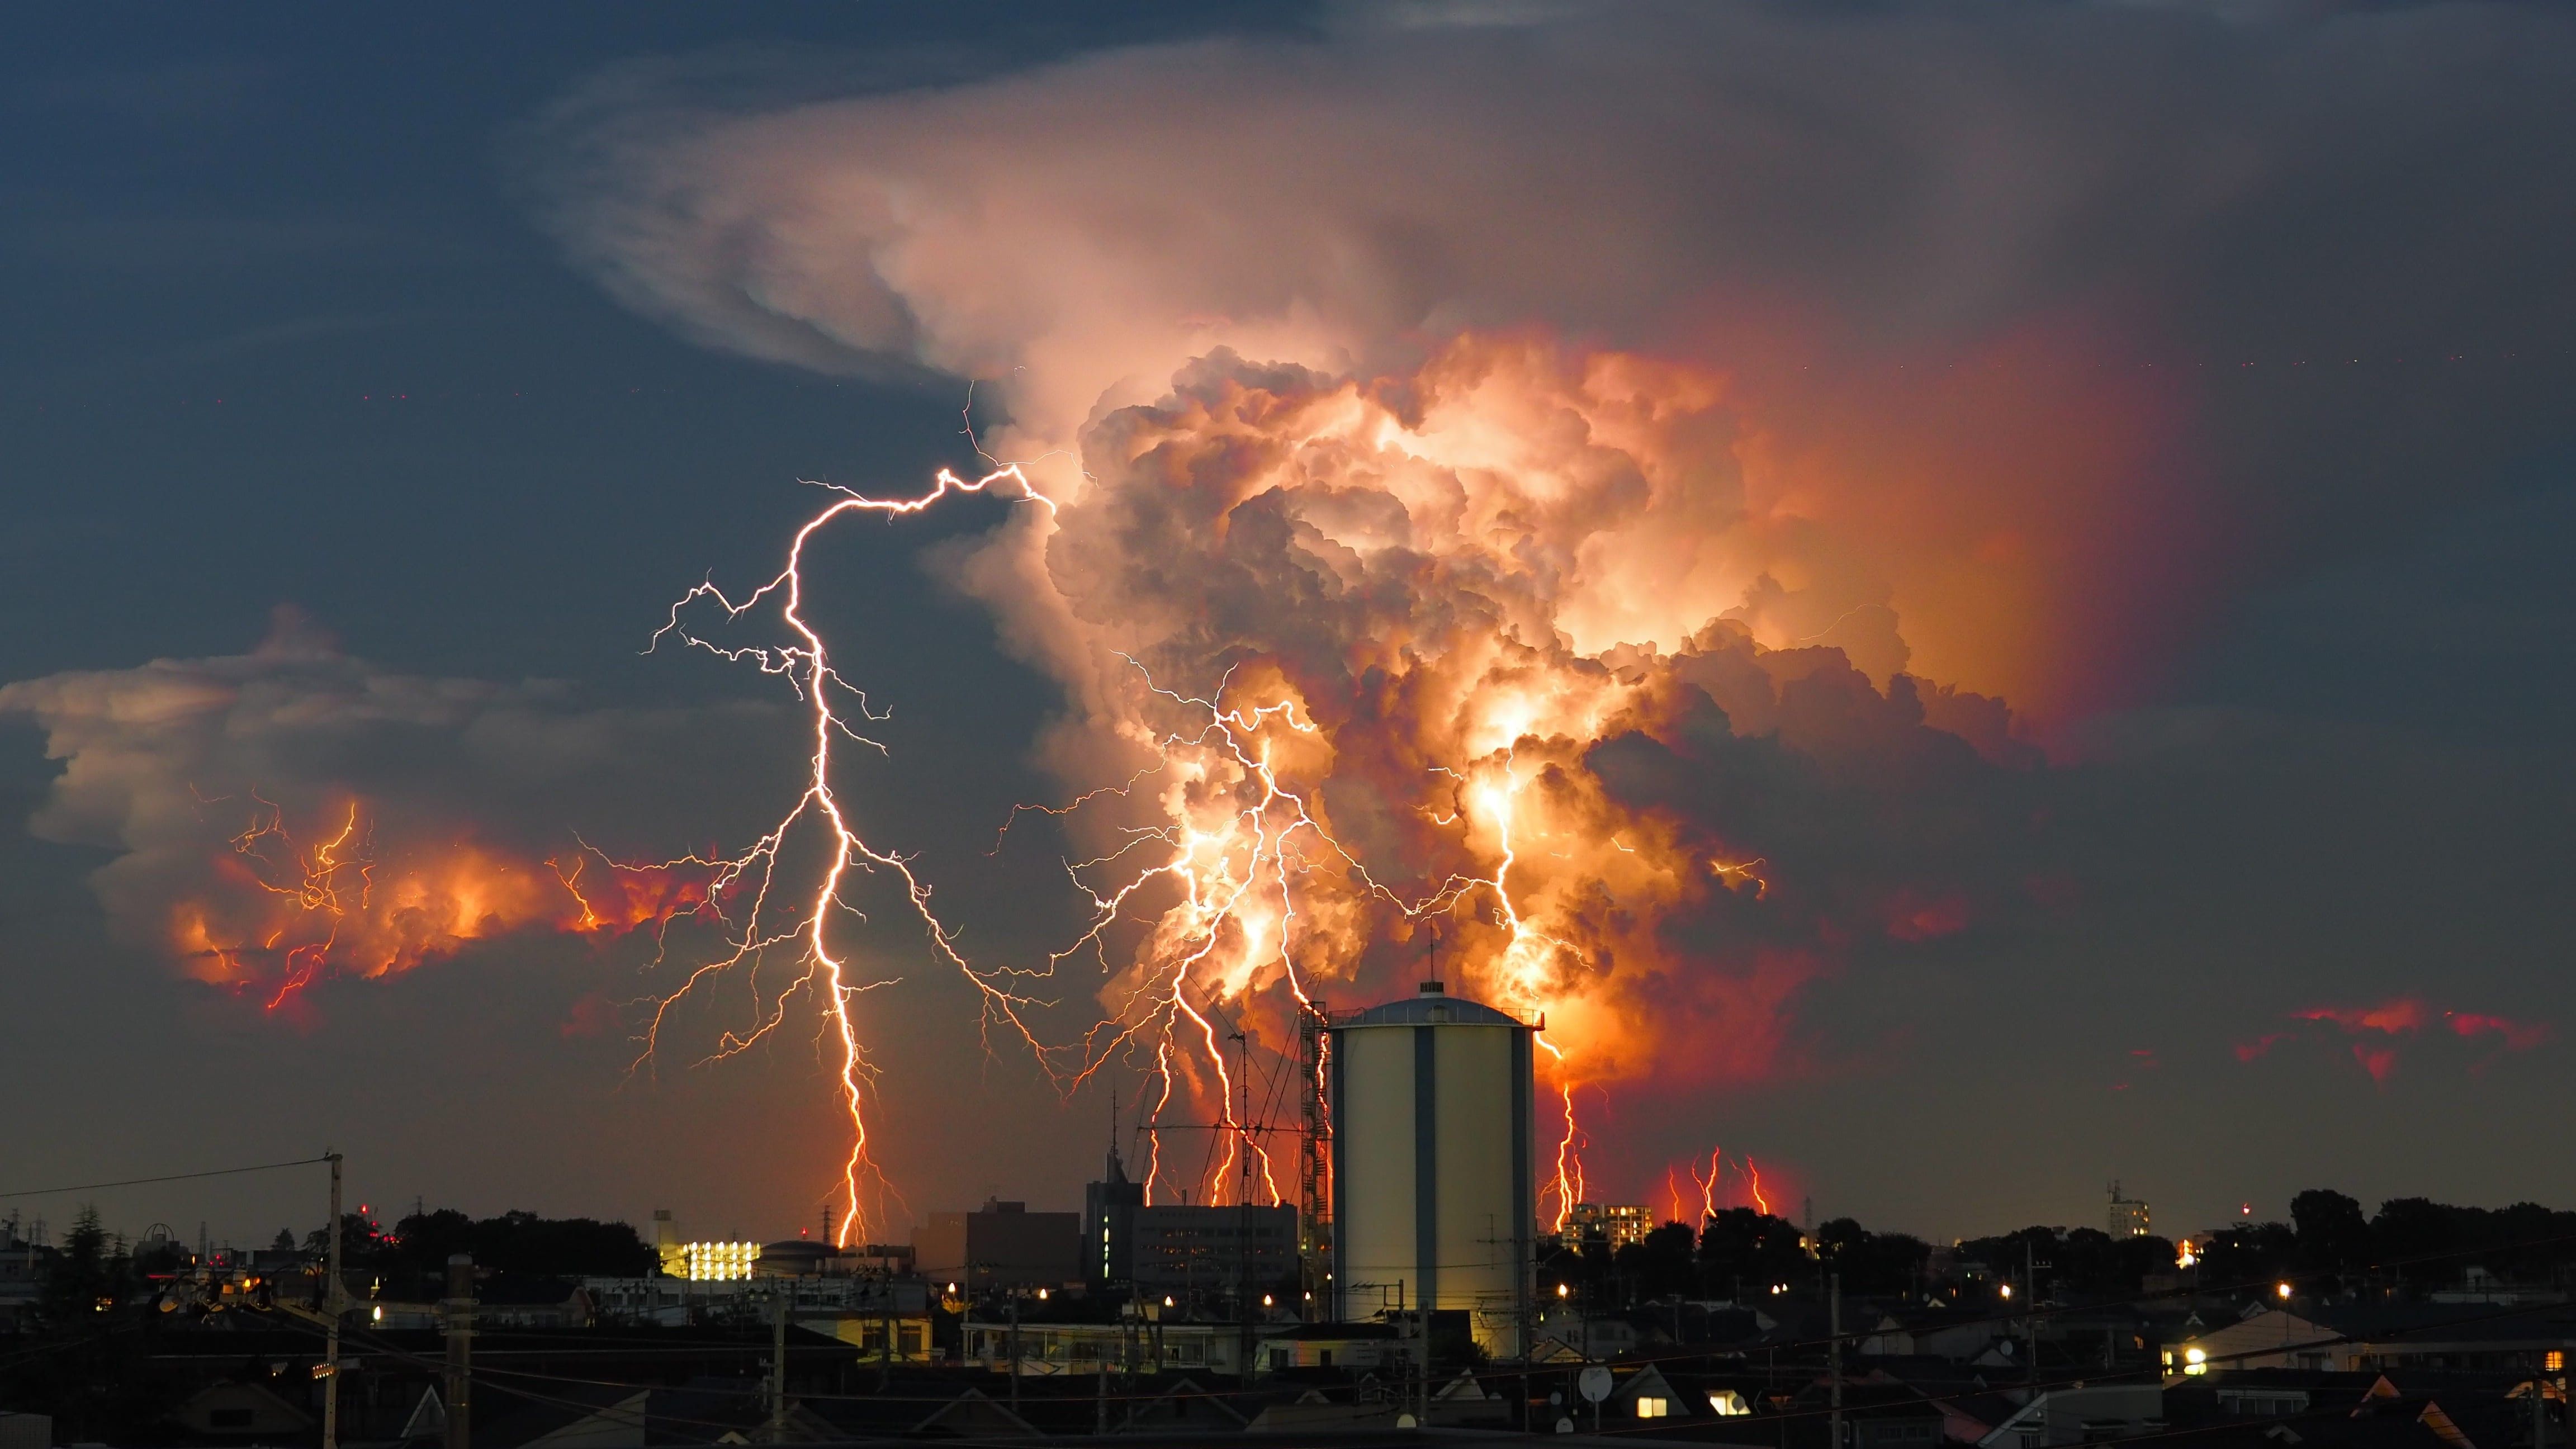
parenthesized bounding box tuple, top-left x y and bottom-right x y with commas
(1338, 982, 1530, 1029)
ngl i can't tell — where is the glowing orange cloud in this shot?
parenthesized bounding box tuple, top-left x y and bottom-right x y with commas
(2295, 999, 2430, 1035)
(165, 792, 703, 1011)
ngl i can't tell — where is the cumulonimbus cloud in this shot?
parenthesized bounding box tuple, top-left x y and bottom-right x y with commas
(507, 0, 2576, 1176)
(527, 0, 2576, 720)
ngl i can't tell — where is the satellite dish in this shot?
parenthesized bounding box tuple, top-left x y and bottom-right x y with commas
(1556, 1417, 1578, 1434)
(1579, 1365, 1614, 1403)
(1395, 1413, 1418, 1429)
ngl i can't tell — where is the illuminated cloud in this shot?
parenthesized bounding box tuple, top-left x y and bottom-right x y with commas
(2247, 997, 2553, 1084)
(0, 609, 780, 1008)
(531, 0, 2576, 719)
(519, 0, 2576, 1199)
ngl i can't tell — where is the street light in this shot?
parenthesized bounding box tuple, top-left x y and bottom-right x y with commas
(2276, 1282, 2292, 1300)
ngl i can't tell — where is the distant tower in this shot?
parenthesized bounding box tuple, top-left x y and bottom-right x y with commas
(1329, 977, 1534, 1358)
(651, 1209, 684, 1276)
(1083, 1135, 1145, 1291)
(2108, 1181, 2151, 1238)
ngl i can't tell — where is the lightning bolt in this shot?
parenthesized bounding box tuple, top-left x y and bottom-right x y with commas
(640, 465, 1064, 1243)
(1688, 1144, 1724, 1224)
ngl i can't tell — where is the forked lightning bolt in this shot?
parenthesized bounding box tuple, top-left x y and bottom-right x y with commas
(629, 460, 1636, 1237)
(637, 465, 1065, 1243)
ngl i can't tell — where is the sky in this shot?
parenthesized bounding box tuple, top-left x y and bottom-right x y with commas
(2, 1, 2572, 1255)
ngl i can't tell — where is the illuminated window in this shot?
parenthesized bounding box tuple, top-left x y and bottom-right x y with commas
(1709, 1391, 1750, 1417)
(2184, 1347, 2208, 1377)
(2548, 1351, 2565, 1372)
(1637, 1397, 1669, 1419)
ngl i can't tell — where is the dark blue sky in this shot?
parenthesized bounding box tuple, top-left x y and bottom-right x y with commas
(3, 1, 2570, 1251)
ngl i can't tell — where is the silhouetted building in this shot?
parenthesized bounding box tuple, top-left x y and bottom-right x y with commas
(1085, 1147, 1148, 1287)
(2109, 1181, 2151, 1238)
(1129, 1204, 1298, 1304)
(1083, 1148, 1298, 1304)
(1566, 1202, 1654, 1252)
(913, 1199, 1079, 1290)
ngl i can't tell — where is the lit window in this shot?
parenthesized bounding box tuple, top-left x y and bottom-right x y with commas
(1710, 1391, 1750, 1417)
(1637, 1397, 1669, 1419)
(2548, 1351, 2565, 1372)
(2185, 1347, 2208, 1377)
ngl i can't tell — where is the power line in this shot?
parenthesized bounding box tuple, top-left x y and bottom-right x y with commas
(0, 1155, 332, 1200)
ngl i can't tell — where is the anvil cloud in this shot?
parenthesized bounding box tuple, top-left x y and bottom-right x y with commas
(532, 0, 2576, 719)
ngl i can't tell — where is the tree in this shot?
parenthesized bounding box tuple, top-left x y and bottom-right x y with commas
(1698, 1208, 1810, 1298)
(2371, 1198, 2458, 1264)
(355, 1206, 659, 1297)
(1816, 1217, 1931, 1296)
(10, 1205, 175, 1441)
(38, 1205, 119, 1330)
(2196, 1220, 2298, 1287)
(1617, 1221, 1701, 1301)
(2291, 1190, 2371, 1272)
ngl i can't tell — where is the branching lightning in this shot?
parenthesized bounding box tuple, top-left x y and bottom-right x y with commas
(634, 465, 1067, 1242)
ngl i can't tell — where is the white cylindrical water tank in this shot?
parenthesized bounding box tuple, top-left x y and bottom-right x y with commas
(1329, 981, 1535, 1358)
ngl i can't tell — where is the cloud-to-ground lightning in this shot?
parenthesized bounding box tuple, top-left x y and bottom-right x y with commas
(634, 465, 1068, 1242)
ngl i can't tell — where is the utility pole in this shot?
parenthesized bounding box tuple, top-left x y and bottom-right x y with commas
(2535, 1354, 2550, 1449)
(1009, 1288, 1022, 1419)
(323, 1150, 343, 1449)
(442, 1254, 473, 1449)
(768, 1281, 789, 1442)
(1829, 1270, 1844, 1449)
(1233, 1024, 1256, 1385)
(880, 1277, 896, 1389)
(2023, 1240, 2044, 1394)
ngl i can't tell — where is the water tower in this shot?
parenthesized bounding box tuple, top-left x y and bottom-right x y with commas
(1328, 977, 1535, 1357)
